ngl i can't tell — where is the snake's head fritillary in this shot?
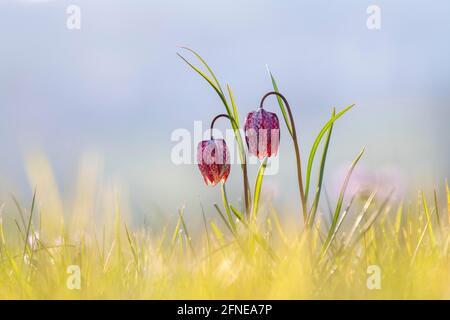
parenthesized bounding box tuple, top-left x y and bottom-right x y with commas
(197, 139, 231, 186)
(244, 108, 280, 159)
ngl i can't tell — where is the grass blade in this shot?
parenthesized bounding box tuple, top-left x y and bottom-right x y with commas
(267, 66, 293, 137)
(226, 84, 239, 126)
(230, 205, 246, 225)
(221, 184, 236, 231)
(178, 208, 196, 257)
(394, 201, 403, 236)
(22, 188, 37, 260)
(177, 53, 231, 115)
(421, 192, 436, 247)
(200, 203, 211, 254)
(433, 189, 442, 233)
(343, 190, 377, 249)
(214, 204, 235, 236)
(170, 214, 182, 249)
(124, 223, 138, 267)
(180, 47, 224, 95)
(210, 221, 225, 246)
(308, 108, 335, 226)
(321, 192, 357, 258)
(446, 178, 450, 225)
(251, 157, 269, 220)
(305, 104, 356, 200)
(321, 148, 364, 255)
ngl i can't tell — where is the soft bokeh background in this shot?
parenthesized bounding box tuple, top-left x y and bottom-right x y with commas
(0, 0, 449, 224)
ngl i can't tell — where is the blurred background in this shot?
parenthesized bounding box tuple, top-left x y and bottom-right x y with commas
(0, 0, 449, 226)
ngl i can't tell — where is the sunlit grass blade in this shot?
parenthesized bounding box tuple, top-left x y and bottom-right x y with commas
(11, 194, 27, 231)
(230, 205, 246, 225)
(394, 201, 403, 236)
(251, 231, 279, 262)
(305, 104, 356, 200)
(321, 148, 364, 256)
(308, 108, 335, 227)
(433, 189, 442, 234)
(200, 203, 211, 254)
(343, 190, 377, 249)
(421, 192, 436, 247)
(353, 190, 393, 246)
(22, 188, 37, 261)
(320, 192, 356, 259)
(221, 184, 236, 231)
(178, 208, 196, 257)
(446, 178, 450, 225)
(214, 204, 235, 236)
(251, 157, 269, 220)
(267, 66, 293, 137)
(0, 203, 6, 245)
(170, 213, 182, 249)
(124, 223, 138, 267)
(210, 221, 225, 246)
(411, 223, 429, 266)
(269, 205, 288, 246)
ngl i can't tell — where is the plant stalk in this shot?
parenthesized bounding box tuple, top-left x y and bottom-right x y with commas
(260, 92, 307, 224)
(210, 114, 251, 218)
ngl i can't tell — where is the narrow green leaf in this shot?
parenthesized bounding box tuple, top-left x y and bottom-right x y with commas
(252, 157, 269, 220)
(214, 204, 235, 236)
(267, 66, 293, 137)
(210, 221, 225, 246)
(227, 84, 240, 126)
(177, 53, 231, 115)
(230, 205, 245, 224)
(305, 103, 356, 200)
(221, 183, 236, 231)
(181, 47, 224, 95)
(308, 108, 335, 226)
(321, 192, 357, 258)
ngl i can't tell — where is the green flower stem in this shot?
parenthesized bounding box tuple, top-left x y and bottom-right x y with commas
(259, 92, 307, 224)
(210, 114, 251, 219)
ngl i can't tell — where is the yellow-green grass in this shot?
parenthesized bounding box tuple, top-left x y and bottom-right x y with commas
(0, 155, 449, 299)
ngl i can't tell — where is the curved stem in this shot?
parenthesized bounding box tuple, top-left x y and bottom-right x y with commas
(210, 114, 231, 139)
(210, 114, 251, 218)
(259, 91, 307, 224)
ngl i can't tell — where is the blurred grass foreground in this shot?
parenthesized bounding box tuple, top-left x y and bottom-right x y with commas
(0, 151, 449, 300)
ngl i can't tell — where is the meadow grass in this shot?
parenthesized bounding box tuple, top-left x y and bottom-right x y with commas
(0, 175, 449, 299)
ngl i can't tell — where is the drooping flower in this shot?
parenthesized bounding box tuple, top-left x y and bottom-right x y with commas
(244, 108, 280, 159)
(197, 139, 230, 186)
